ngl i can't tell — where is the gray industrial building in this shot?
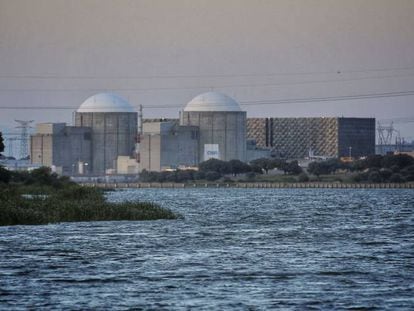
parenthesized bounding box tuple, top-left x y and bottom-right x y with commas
(247, 117, 375, 159)
(31, 123, 91, 175)
(140, 121, 199, 171)
(74, 93, 137, 174)
(180, 92, 246, 162)
(30, 90, 377, 176)
(139, 92, 247, 171)
(31, 93, 138, 175)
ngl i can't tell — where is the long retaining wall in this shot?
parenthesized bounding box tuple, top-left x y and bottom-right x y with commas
(83, 182, 414, 189)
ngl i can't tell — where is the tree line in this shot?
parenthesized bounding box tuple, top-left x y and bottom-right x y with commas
(307, 154, 414, 183)
(140, 158, 303, 183)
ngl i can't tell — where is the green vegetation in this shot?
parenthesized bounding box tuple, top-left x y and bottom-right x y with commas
(0, 167, 179, 226)
(308, 154, 414, 183)
(140, 158, 303, 183)
(139, 154, 414, 184)
(0, 131, 4, 154)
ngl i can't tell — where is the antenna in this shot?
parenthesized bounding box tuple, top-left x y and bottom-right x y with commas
(135, 104, 143, 163)
(15, 120, 34, 159)
(139, 104, 143, 135)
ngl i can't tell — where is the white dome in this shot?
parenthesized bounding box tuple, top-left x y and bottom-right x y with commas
(77, 93, 135, 113)
(184, 92, 242, 112)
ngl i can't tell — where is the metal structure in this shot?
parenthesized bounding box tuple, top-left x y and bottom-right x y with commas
(377, 121, 403, 154)
(6, 137, 20, 158)
(15, 120, 33, 159)
(136, 104, 143, 163)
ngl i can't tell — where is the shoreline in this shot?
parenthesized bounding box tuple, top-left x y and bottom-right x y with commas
(82, 182, 414, 189)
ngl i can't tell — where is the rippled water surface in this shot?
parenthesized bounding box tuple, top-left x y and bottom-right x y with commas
(1, 188, 414, 310)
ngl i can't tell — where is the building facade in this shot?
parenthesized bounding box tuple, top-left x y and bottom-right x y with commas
(140, 121, 199, 171)
(180, 92, 246, 162)
(30, 123, 92, 175)
(73, 93, 138, 174)
(247, 117, 375, 159)
(31, 93, 138, 175)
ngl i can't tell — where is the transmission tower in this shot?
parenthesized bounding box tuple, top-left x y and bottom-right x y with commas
(6, 137, 19, 158)
(15, 120, 34, 159)
(377, 121, 403, 154)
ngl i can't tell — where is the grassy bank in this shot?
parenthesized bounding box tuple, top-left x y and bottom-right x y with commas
(0, 185, 179, 226)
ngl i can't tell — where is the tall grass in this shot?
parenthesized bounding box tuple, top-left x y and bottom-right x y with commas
(0, 185, 179, 226)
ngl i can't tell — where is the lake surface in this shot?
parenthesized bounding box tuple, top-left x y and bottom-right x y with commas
(1, 188, 413, 310)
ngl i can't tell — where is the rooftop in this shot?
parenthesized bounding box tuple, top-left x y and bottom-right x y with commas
(184, 92, 242, 112)
(77, 93, 135, 113)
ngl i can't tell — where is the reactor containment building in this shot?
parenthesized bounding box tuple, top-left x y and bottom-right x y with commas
(31, 93, 138, 175)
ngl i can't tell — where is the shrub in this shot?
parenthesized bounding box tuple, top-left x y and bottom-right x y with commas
(297, 172, 309, 182)
(199, 159, 230, 174)
(0, 166, 11, 184)
(389, 173, 404, 183)
(193, 171, 205, 180)
(245, 172, 256, 181)
(379, 168, 393, 181)
(368, 170, 382, 183)
(400, 165, 414, 181)
(205, 171, 221, 181)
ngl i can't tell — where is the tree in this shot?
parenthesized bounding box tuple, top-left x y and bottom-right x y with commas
(379, 168, 393, 181)
(401, 165, 414, 181)
(0, 132, 4, 154)
(205, 171, 221, 181)
(297, 172, 309, 182)
(245, 172, 256, 181)
(193, 171, 206, 180)
(368, 170, 382, 183)
(307, 162, 323, 177)
(29, 166, 60, 186)
(175, 170, 194, 182)
(281, 160, 303, 175)
(382, 154, 414, 170)
(389, 173, 404, 183)
(198, 158, 230, 175)
(250, 158, 277, 174)
(0, 166, 11, 183)
(228, 159, 251, 176)
(364, 155, 384, 169)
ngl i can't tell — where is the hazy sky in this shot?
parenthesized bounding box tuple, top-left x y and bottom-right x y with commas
(1, 0, 414, 147)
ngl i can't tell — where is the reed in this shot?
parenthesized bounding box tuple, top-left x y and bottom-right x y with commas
(0, 185, 179, 226)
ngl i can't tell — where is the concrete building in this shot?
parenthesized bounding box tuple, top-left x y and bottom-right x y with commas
(140, 121, 199, 171)
(246, 139, 271, 162)
(74, 93, 138, 174)
(180, 92, 246, 162)
(116, 156, 140, 174)
(30, 93, 138, 175)
(30, 123, 92, 175)
(247, 117, 375, 159)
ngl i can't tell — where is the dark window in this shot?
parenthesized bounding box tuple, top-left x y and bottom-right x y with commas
(84, 133, 91, 140)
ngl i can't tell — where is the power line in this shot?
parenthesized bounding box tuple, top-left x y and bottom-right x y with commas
(1, 65, 413, 80)
(0, 90, 414, 110)
(2, 116, 414, 136)
(0, 72, 413, 93)
(239, 90, 414, 105)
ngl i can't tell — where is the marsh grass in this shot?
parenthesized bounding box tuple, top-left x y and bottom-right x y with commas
(0, 185, 179, 226)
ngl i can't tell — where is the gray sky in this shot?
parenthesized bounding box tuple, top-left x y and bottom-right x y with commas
(1, 0, 414, 149)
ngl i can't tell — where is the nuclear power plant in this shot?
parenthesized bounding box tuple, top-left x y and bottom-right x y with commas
(30, 91, 376, 176)
(31, 93, 138, 175)
(74, 93, 138, 174)
(180, 92, 247, 162)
